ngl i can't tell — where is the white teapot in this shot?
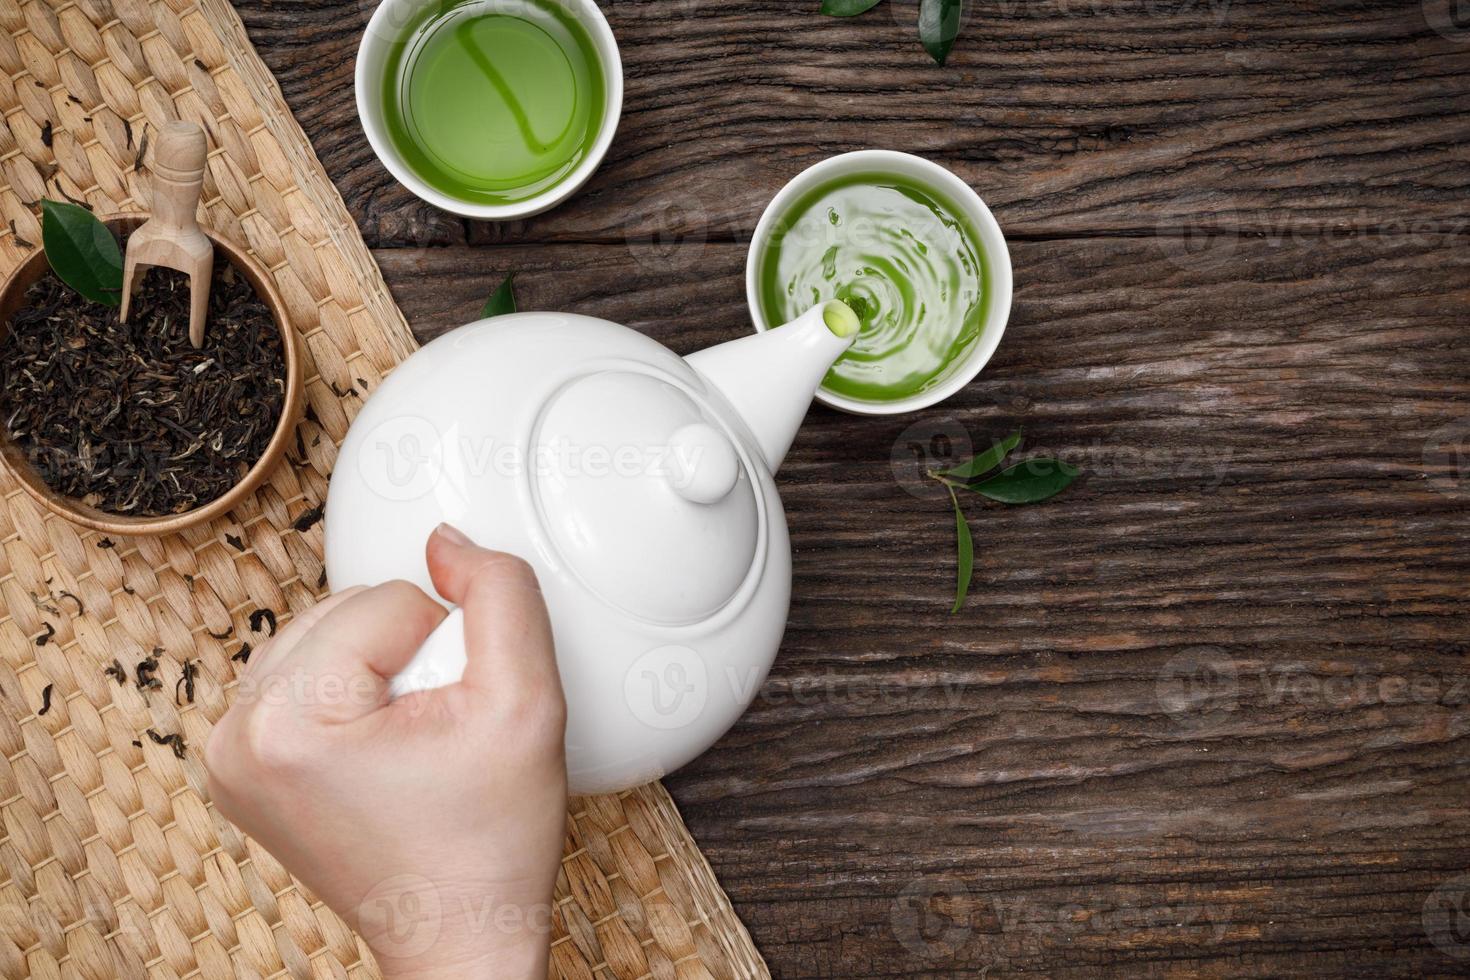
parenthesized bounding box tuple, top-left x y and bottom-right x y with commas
(325, 300, 858, 793)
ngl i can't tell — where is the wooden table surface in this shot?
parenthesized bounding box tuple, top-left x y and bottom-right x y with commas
(233, 1, 1469, 975)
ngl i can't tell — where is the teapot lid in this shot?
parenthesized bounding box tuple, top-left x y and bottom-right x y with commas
(532, 368, 762, 626)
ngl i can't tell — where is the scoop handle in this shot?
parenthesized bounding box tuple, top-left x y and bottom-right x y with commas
(120, 121, 213, 347)
(150, 121, 207, 234)
(388, 606, 468, 698)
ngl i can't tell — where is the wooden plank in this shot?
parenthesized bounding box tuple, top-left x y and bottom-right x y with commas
(238, 0, 1470, 247)
(374, 233, 1470, 976)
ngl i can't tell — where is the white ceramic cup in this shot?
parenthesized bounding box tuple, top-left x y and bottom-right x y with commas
(355, 0, 623, 220)
(746, 150, 1013, 415)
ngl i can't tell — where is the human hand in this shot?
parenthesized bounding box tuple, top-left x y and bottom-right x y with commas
(205, 524, 567, 979)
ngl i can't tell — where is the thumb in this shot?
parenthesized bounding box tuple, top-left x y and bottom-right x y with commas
(425, 524, 561, 698)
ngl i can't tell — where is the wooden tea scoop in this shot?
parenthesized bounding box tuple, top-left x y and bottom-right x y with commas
(120, 120, 213, 348)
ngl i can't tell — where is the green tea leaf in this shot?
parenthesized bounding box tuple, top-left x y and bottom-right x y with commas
(948, 486, 973, 613)
(939, 429, 1020, 481)
(919, 0, 964, 65)
(479, 273, 517, 319)
(968, 458, 1079, 504)
(41, 199, 122, 307)
(822, 0, 885, 15)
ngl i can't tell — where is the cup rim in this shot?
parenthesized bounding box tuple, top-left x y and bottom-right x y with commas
(354, 0, 624, 221)
(745, 150, 1013, 416)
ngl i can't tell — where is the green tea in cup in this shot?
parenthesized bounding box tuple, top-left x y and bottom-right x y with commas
(754, 168, 999, 407)
(377, 0, 608, 206)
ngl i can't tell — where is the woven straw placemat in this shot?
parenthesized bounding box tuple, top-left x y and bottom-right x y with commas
(0, 0, 767, 976)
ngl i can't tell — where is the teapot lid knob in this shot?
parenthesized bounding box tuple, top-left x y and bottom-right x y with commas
(667, 422, 740, 504)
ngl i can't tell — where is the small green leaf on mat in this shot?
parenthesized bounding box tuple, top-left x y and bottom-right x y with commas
(480, 273, 516, 319)
(41, 199, 122, 307)
(919, 0, 964, 65)
(948, 486, 973, 613)
(822, 0, 885, 15)
(939, 429, 1020, 481)
(968, 458, 1079, 504)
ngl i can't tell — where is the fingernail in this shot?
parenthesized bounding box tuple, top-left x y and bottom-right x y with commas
(434, 522, 472, 546)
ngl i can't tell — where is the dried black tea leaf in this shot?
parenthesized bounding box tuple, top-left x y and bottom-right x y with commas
(176, 660, 198, 705)
(104, 659, 126, 684)
(145, 727, 187, 759)
(207, 626, 233, 640)
(292, 503, 324, 532)
(35, 623, 54, 646)
(135, 653, 161, 691)
(8, 220, 32, 250)
(249, 608, 277, 636)
(225, 533, 246, 552)
(38, 683, 53, 715)
(231, 642, 252, 663)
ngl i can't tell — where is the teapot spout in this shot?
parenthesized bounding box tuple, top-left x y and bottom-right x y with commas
(686, 301, 859, 473)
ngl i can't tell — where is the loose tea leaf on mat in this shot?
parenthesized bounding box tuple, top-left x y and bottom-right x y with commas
(176, 660, 198, 705)
(145, 727, 187, 759)
(0, 258, 286, 516)
(135, 652, 161, 692)
(40, 199, 122, 306)
(292, 502, 324, 532)
(249, 608, 277, 636)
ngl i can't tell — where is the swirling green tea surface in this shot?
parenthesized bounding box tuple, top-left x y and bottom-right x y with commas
(757, 173, 991, 403)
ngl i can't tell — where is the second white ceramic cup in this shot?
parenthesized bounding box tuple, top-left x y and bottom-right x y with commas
(746, 150, 1013, 415)
(355, 0, 623, 220)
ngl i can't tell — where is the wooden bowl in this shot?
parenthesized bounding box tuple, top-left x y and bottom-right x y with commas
(0, 215, 303, 537)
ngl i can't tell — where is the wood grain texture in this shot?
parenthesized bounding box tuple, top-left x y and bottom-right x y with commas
(375, 233, 1470, 977)
(236, 0, 1470, 246)
(231, 0, 1470, 975)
